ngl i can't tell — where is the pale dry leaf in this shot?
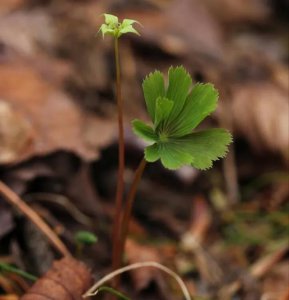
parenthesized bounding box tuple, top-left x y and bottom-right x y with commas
(21, 257, 92, 300)
(262, 262, 289, 300)
(230, 83, 289, 161)
(0, 62, 114, 164)
(0, 295, 19, 300)
(119, 0, 224, 59)
(125, 239, 162, 291)
(203, 0, 270, 24)
(0, 0, 25, 14)
(181, 196, 212, 250)
(0, 11, 55, 56)
(0, 100, 33, 164)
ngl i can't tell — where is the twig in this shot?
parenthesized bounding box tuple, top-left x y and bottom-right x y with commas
(83, 261, 191, 300)
(0, 181, 71, 257)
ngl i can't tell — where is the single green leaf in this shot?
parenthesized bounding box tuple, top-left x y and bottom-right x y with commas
(98, 24, 115, 38)
(119, 25, 139, 36)
(75, 231, 98, 245)
(171, 128, 232, 170)
(104, 14, 119, 26)
(142, 71, 166, 122)
(122, 19, 138, 26)
(158, 142, 194, 170)
(144, 143, 160, 162)
(154, 97, 174, 130)
(170, 83, 218, 136)
(132, 119, 157, 142)
(165, 66, 192, 125)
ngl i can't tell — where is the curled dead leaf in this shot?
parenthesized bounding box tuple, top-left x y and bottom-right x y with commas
(20, 257, 92, 300)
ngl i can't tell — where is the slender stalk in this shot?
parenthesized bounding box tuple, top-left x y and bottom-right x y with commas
(118, 158, 147, 267)
(0, 263, 37, 282)
(111, 37, 126, 273)
(83, 261, 191, 300)
(0, 181, 71, 257)
(97, 286, 130, 300)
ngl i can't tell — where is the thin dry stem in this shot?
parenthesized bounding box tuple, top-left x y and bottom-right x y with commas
(83, 261, 191, 300)
(0, 181, 71, 257)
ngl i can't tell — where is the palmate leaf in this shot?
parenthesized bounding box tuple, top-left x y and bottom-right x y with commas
(144, 143, 159, 162)
(158, 142, 194, 170)
(170, 83, 218, 137)
(154, 97, 174, 130)
(142, 71, 165, 122)
(165, 66, 192, 125)
(134, 66, 232, 171)
(171, 128, 232, 170)
(143, 129, 232, 170)
(132, 119, 157, 142)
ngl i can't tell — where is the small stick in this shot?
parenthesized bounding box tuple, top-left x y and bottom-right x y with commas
(83, 261, 191, 300)
(0, 181, 71, 257)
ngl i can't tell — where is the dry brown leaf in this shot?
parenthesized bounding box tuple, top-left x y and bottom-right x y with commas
(230, 83, 289, 161)
(203, 0, 270, 24)
(262, 262, 289, 300)
(0, 100, 34, 164)
(0, 11, 54, 56)
(181, 196, 212, 251)
(180, 198, 222, 284)
(119, 0, 224, 59)
(0, 62, 115, 164)
(125, 239, 162, 291)
(0, 0, 25, 14)
(20, 257, 92, 300)
(0, 295, 19, 300)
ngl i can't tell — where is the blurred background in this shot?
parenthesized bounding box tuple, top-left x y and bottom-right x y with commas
(0, 0, 288, 299)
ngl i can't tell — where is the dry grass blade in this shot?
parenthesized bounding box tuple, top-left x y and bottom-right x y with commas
(0, 181, 71, 257)
(83, 261, 191, 300)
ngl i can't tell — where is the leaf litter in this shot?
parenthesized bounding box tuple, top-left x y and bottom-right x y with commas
(0, 0, 288, 299)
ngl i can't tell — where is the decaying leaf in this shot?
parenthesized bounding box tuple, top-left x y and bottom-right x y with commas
(0, 62, 116, 164)
(230, 83, 289, 162)
(20, 257, 92, 300)
(0, 100, 33, 164)
(125, 239, 162, 291)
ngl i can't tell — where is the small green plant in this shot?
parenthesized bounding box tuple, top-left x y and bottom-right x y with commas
(98, 13, 141, 277)
(99, 14, 140, 38)
(75, 230, 98, 245)
(74, 230, 98, 256)
(97, 13, 232, 296)
(133, 66, 232, 170)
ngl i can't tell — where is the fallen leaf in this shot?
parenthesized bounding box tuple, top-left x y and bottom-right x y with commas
(20, 257, 92, 300)
(0, 62, 116, 164)
(230, 83, 289, 162)
(0, 295, 19, 300)
(203, 0, 270, 24)
(125, 239, 162, 291)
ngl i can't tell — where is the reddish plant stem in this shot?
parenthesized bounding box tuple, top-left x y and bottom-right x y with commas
(118, 158, 147, 265)
(111, 37, 125, 275)
(0, 181, 71, 257)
